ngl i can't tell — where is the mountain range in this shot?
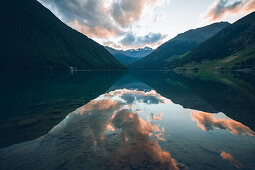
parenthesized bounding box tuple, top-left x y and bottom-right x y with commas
(0, 0, 125, 70)
(130, 22, 230, 70)
(105, 46, 153, 66)
(1, 0, 254, 71)
(131, 11, 255, 71)
(169, 11, 255, 70)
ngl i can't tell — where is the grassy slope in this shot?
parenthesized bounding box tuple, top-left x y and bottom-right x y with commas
(172, 11, 255, 70)
(167, 51, 190, 62)
(177, 44, 255, 70)
(131, 22, 230, 70)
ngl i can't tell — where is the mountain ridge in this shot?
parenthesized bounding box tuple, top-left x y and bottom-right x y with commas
(169, 11, 255, 70)
(105, 46, 153, 66)
(130, 22, 230, 70)
(0, 0, 125, 70)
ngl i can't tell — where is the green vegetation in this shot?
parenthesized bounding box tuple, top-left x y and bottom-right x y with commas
(171, 11, 255, 71)
(0, 0, 125, 70)
(130, 22, 229, 70)
(176, 44, 255, 70)
(167, 51, 190, 62)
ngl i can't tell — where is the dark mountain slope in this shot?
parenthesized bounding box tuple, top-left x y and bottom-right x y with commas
(131, 22, 230, 70)
(170, 11, 255, 70)
(0, 0, 125, 70)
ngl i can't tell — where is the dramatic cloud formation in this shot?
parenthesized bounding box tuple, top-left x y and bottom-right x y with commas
(69, 20, 121, 38)
(205, 0, 255, 21)
(39, 0, 122, 38)
(220, 151, 243, 168)
(110, 0, 157, 26)
(0, 89, 180, 169)
(38, 0, 167, 48)
(190, 110, 255, 136)
(120, 32, 167, 48)
(76, 99, 121, 115)
(111, 109, 173, 167)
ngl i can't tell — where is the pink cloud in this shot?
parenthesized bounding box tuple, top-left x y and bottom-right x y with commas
(111, 109, 177, 169)
(151, 113, 163, 120)
(221, 151, 243, 168)
(190, 110, 255, 136)
(205, 0, 255, 22)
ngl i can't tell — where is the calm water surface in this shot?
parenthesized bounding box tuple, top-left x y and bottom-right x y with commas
(0, 71, 255, 170)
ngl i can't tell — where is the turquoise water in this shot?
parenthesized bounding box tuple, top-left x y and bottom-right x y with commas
(0, 71, 255, 170)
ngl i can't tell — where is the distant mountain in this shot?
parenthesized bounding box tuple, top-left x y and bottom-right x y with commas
(105, 46, 153, 66)
(130, 22, 230, 70)
(124, 47, 153, 58)
(0, 0, 125, 70)
(169, 11, 255, 70)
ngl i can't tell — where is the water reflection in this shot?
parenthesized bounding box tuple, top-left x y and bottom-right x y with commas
(0, 90, 179, 170)
(0, 71, 123, 148)
(220, 151, 243, 169)
(1, 89, 254, 169)
(190, 110, 255, 137)
(131, 71, 255, 130)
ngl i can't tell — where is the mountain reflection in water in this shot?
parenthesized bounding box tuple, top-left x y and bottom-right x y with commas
(1, 89, 255, 170)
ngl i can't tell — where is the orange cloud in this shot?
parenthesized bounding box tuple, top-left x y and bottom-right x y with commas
(151, 113, 163, 120)
(69, 20, 121, 38)
(105, 122, 116, 132)
(205, 0, 255, 22)
(0, 90, 183, 170)
(155, 127, 166, 141)
(190, 110, 255, 136)
(220, 151, 243, 168)
(77, 99, 120, 115)
(111, 109, 177, 169)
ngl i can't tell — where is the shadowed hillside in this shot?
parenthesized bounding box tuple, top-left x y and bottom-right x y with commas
(0, 0, 125, 70)
(170, 11, 255, 70)
(131, 22, 229, 70)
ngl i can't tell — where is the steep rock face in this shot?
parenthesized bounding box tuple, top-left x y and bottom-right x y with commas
(131, 22, 230, 70)
(0, 0, 125, 70)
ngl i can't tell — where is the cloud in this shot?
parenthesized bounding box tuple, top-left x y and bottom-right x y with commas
(111, 109, 176, 168)
(76, 99, 121, 115)
(205, 0, 255, 21)
(190, 110, 255, 136)
(38, 0, 122, 38)
(69, 20, 121, 38)
(38, 0, 165, 39)
(105, 89, 169, 105)
(110, 0, 157, 26)
(220, 151, 243, 168)
(120, 32, 167, 48)
(151, 113, 163, 120)
(53, 90, 177, 169)
(38, 0, 168, 49)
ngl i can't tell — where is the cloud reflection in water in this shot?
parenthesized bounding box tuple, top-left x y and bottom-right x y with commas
(220, 151, 243, 169)
(0, 89, 178, 170)
(190, 110, 255, 136)
(1, 89, 254, 169)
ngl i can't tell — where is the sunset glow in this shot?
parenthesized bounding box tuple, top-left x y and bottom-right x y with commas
(38, 0, 255, 50)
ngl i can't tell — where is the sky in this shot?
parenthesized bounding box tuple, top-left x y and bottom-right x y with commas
(38, 0, 255, 50)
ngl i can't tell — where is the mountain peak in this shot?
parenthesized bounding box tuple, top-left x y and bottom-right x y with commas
(130, 22, 230, 70)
